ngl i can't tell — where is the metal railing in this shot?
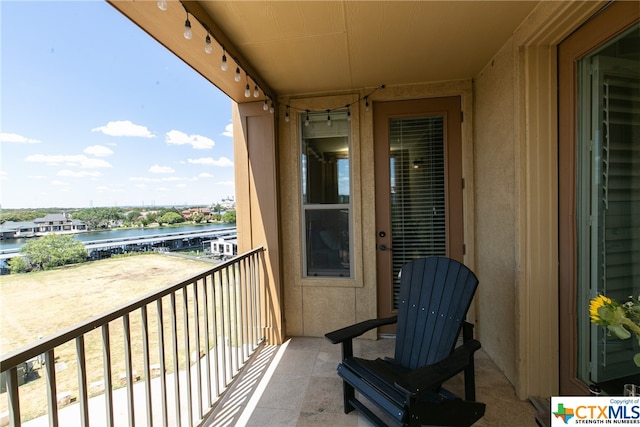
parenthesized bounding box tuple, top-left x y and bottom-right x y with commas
(1, 247, 266, 427)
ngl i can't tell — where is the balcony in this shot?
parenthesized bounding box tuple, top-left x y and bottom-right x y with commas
(1, 248, 538, 426)
(202, 337, 538, 426)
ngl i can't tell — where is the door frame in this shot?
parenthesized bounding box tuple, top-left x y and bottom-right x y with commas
(373, 97, 464, 325)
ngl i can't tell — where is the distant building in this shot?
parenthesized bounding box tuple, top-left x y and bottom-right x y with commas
(0, 214, 86, 239)
(206, 236, 237, 259)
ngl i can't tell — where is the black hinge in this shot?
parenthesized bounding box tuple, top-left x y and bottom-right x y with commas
(461, 111, 464, 122)
(463, 244, 466, 255)
(462, 178, 465, 189)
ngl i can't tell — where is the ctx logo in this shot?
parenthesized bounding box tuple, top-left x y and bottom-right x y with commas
(553, 403, 608, 424)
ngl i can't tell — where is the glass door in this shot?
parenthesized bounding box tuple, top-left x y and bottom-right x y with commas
(576, 24, 640, 386)
(373, 97, 463, 329)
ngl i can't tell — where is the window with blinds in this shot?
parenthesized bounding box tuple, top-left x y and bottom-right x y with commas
(577, 24, 640, 384)
(389, 116, 446, 307)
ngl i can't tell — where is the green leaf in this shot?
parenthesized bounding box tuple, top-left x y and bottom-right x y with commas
(607, 324, 631, 340)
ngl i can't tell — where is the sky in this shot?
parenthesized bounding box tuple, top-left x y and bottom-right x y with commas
(0, 1, 236, 209)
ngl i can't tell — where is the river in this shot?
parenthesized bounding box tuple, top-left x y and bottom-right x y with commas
(0, 223, 234, 251)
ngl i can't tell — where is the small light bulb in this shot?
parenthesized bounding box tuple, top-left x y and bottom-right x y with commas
(270, 102, 275, 114)
(263, 100, 269, 111)
(244, 84, 251, 98)
(285, 111, 290, 122)
(305, 113, 310, 127)
(157, 0, 167, 11)
(221, 53, 228, 71)
(365, 99, 370, 112)
(204, 35, 212, 54)
(327, 114, 332, 126)
(184, 19, 192, 40)
(347, 109, 351, 122)
(253, 85, 259, 98)
(234, 67, 241, 82)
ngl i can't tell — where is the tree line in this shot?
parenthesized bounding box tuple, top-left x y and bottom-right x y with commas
(1, 206, 236, 229)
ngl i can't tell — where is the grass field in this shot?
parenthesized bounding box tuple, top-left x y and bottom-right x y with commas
(0, 254, 216, 421)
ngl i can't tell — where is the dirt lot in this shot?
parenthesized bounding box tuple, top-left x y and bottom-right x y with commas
(0, 253, 215, 421)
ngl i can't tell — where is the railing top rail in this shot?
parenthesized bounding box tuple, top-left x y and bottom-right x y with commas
(0, 246, 265, 371)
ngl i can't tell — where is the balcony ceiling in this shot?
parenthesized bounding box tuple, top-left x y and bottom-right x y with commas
(109, 1, 539, 103)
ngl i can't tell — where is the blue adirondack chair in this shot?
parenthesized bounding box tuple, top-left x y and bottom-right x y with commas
(325, 257, 485, 427)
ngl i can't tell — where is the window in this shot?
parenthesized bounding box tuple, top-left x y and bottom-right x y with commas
(301, 111, 351, 277)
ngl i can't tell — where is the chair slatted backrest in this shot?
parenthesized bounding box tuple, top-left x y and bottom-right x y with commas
(394, 257, 479, 370)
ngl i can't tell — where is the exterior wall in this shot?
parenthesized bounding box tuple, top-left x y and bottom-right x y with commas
(473, 0, 605, 398)
(473, 40, 518, 386)
(233, 101, 284, 345)
(278, 82, 475, 338)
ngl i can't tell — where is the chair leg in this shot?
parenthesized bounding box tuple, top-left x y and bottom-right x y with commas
(343, 380, 356, 413)
(464, 359, 476, 401)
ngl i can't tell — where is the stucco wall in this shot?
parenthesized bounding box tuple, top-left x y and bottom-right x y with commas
(473, 41, 518, 385)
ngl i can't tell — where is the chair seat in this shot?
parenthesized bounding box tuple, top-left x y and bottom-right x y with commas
(339, 358, 409, 423)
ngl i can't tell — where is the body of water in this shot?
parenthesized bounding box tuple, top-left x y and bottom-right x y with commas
(0, 223, 233, 251)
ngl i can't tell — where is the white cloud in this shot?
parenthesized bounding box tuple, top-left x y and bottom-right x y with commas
(165, 130, 215, 149)
(222, 123, 233, 138)
(0, 171, 6, 180)
(187, 157, 233, 167)
(84, 145, 114, 157)
(215, 180, 235, 187)
(0, 132, 41, 144)
(91, 120, 155, 138)
(58, 169, 102, 178)
(51, 180, 70, 186)
(198, 172, 214, 178)
(25, 154, 112, 168)
(148, 165, 175, 174)
(176, 183, 187, 188)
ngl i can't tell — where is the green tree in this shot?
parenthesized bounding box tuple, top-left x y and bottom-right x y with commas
(191, 212, 204, 223)
(160, 212, 184, 224)
(222, 210, 236, 224)
(19, 234, 88, 271)
(8, 256, 31, 273)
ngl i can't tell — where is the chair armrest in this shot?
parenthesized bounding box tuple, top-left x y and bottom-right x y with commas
(324, 316, 397, 344)
(394, 339, 481, 396)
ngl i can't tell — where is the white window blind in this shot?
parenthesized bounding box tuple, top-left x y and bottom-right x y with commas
(389, 116, 446, 306)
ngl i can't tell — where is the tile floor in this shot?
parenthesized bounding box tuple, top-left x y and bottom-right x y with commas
(204, 336, 539, 427)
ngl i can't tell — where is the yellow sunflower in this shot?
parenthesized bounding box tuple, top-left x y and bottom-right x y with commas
(590, 295, 612, 324)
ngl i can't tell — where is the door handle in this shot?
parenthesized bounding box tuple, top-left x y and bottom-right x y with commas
(379, 244, 393, 251)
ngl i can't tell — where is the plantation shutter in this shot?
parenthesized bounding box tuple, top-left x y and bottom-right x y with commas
(591, 56, 640, 382)
(389, 116, 446, 307)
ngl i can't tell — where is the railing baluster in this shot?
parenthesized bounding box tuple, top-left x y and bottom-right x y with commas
(217, 269, 227, 390)
(170, 292, 181, 426)
(202, 274, 212, 408)
(157, 298, 168, 427)
(102, 324, 114, 427)
(230, 264, 239, 374)
(211, 272, 220, 397)
(193, 279, 203, 419)
(76, 335, 89, 426)
(123, 313, 135, 426)
(256, 252, 264, 342)
(182, 287, 193, 427)
(141, 305, 153, 427)
(6, 367, 20, 427)
(45, 350, 58, 427)
(240, 258, 248, 362)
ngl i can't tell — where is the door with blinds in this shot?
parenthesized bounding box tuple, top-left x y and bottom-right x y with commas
(577, 38, 640, 383)
(373, 97, 463, 329)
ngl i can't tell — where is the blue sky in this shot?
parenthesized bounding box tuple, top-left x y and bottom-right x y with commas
(1, 1, 235, 209)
